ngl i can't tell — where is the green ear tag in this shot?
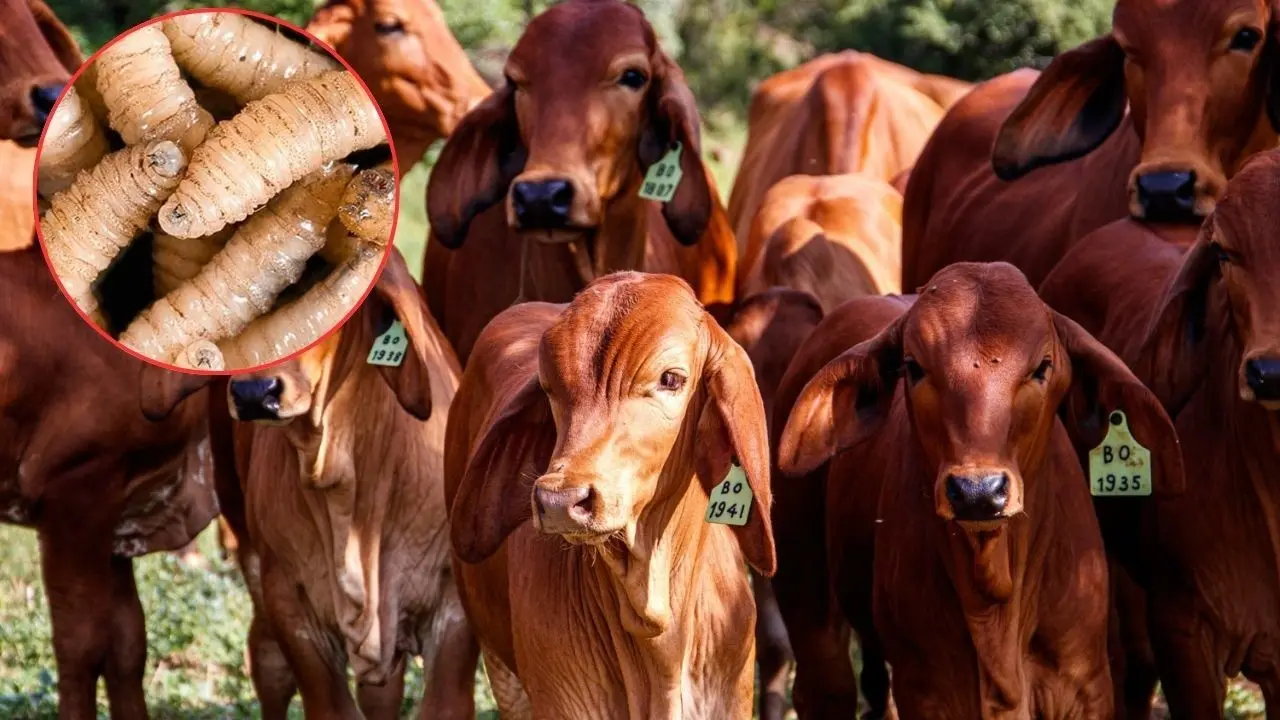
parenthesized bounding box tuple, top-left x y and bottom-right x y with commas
(639, 142, 683, 203)
(1088, 410, 1153, 496)
(366, 320, 407, 367)
(706, 463, 752, 526)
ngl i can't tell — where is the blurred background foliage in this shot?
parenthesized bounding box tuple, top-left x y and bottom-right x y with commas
(51, 0, 1114, 127)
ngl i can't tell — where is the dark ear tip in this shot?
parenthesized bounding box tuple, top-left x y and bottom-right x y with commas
(991, 159, 1026, 182)
(431, 226, 466, 250)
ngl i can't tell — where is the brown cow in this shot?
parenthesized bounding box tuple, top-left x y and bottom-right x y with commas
(1039, 150, 1280, 717)
(445, 271, 774, 717)
(424, 0, 737, 364)
(728, 52, 954, 253)
(902, 0, 1280, 290)
(1, 242, 216, 718)
(215, 252, 476, 719)
(738, 173, 902, 307)
(0, 0, 76, 144)
(307, 0, 491, 173)
(777, 262, 1183, 718)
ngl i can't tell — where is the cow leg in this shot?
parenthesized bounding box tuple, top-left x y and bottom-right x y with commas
(261, 566, 360, 719)
(356, 653, 407, 720)
(1148, 599, 1226, 719)
(753, 574, 794, 720)
(102, 555, 149, 718)
(248, 612, 297, 720)
(856, 630, 893, 720)
(1110, 563, 1157, 720)
(773, 474, 860, 717)
(420, 585, 480, 720)
(39, 491, 144, 720)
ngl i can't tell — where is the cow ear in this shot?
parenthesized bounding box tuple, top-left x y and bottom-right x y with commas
(1267, 12, 1280, 131)
(305, 1, 356, 49)
(427, 84, 526, 249)
(694, 319, 776, 576)
(367, 250, 453, 421)
(450, 377, 553, 563)
(1053, 310, 1185, 495)
(777, 315, 904, 477)
(639, 52, 712, 246)
(992, 35, 1127, 180)
(139, 364, 213, 421)
(30, 0, 81, 73)
(1135, 235, 1219, 415)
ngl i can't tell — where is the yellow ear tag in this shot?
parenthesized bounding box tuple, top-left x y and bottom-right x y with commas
(366, 320, 407, 367)
(1088, 410, 1153, 496)
(639, 142, 683, 203)
(706, 463, 752, 526)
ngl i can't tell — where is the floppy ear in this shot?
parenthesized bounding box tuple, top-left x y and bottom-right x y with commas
(1053, 311, 1185, 495)
(1267, 10, 1280, 131)
(30, 0, 81, 73)
(777, 315, 904, 477)
(366, 250, 453, 421)
(305, 0, 356, 49)
(694, 319, 775, 576)
(139, 364, 213, 421)
(449, 377, 554, 563)
(638, 52, 713, 246)
(427, 84, 526, 249)
(992, 35, 1127, 180)
(1135, 237, 1219, 415)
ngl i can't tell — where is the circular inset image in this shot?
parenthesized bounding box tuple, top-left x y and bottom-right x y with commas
(34, 9, 397, 373)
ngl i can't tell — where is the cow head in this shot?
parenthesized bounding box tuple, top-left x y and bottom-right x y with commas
(781, 263, 1183, 529)
(226, 250, 438, 431)
(451, 273, 774, 631)
(1142, 149, 1280, 413)
(307, 0, 490, 167)
(0, 0, 79, 145)
(993, 0, 1280, 224)
(427, 0, 713, 250)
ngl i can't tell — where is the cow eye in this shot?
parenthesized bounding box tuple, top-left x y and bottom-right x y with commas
(658, 370, 686, 393)
(903, 357, 925, 384)
(1230, 27, 1263, 52)
(373, 17, 405, 35)
(1213, 242, 1232, 264)
(618, 69, 648, 90)
(1031, 357, 1053, 382)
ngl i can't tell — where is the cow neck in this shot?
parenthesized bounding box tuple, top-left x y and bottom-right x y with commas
(277, 309, 418, 684)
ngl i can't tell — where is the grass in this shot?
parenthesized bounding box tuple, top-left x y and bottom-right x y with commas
(0, 128, 1268, 718)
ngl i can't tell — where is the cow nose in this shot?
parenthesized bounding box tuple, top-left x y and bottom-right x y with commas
(511, 179, 574, 229)
(534, 485, 595, 532)
(228, 378, 284, 421)
(1135, 171, 1197, 222)
(1245, 358, 1280, 401)
(945, 472, 1009, 521)
(30, 84, 63, 128)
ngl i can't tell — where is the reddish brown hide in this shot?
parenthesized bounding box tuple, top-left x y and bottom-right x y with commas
(423, 0, 736, 364)
(0, 0, 77, 144)
(307, 0, 491, 173)
(776, 262, 1183, 718)
(0, 244, 215, 719)
(213, 251, 477, 719)
(902, 0, 1280, 290)
(727, 51, 961, 257)
(444, 272, 772, 717)
(1040, 150, 1280, 717)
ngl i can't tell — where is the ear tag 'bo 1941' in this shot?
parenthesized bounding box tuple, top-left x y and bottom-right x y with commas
(706, 463, 752, 526)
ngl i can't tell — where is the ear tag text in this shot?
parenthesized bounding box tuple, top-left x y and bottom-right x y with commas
(366, 320, 407, 367)
(639, 142, 683, 203)
(706, 463, 752, 526)
(1089, 410, 1152, 496)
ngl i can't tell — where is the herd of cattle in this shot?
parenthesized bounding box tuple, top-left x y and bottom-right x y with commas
(2, 0, 1280, 717)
